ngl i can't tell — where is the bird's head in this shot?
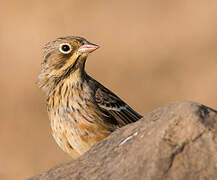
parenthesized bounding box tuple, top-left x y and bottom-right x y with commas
(38, 36, 99, 94)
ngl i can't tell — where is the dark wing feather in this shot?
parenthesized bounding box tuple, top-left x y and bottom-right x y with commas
(87, 76, 142, 126)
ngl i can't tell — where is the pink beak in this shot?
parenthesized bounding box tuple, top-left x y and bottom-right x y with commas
(78, 43, 100, 54)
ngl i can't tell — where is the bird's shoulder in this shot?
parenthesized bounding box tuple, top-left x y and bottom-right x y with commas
(85, 74, 142, 125)
(85, 75, 125, 107)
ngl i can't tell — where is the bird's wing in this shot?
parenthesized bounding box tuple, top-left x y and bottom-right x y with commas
(94, 84, 142, 126)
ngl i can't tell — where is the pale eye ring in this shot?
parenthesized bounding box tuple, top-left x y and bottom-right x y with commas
(59, 43, 72, 54)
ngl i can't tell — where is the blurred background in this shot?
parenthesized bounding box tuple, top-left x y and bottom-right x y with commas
(0, 0, 217, 179)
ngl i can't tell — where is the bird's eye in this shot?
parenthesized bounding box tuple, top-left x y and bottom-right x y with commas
(59, 43, 72, 54)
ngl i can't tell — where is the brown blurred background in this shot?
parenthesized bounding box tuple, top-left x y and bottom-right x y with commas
(0, 0, 217, 179)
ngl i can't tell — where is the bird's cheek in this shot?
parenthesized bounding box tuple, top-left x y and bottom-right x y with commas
(65, 53, 79, 66)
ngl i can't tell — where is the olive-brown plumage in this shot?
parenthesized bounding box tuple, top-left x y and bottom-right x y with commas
(38, 36, 142, 158)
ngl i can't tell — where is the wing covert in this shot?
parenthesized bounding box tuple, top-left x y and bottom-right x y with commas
(95, 86, 142, 126)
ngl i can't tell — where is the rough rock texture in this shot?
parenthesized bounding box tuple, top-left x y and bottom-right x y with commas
(28, 101, 217, 180)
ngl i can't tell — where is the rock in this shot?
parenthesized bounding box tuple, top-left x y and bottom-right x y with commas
(28, 101, 217, 180)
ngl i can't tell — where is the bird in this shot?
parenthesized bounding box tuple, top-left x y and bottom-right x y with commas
(38, 36, 142, 158)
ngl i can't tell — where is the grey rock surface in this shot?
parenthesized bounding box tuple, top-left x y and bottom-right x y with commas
(28, 101, 217, 180)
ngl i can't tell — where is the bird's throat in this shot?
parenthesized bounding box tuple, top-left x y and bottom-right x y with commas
(38, 53, 88, 97)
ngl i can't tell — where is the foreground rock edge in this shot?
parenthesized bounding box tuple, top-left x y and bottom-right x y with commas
(28, 101, 217, 180)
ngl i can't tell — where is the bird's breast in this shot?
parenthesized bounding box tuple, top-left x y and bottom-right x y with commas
(47, 79, 93, 122)
(47, 79, 110, 155)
